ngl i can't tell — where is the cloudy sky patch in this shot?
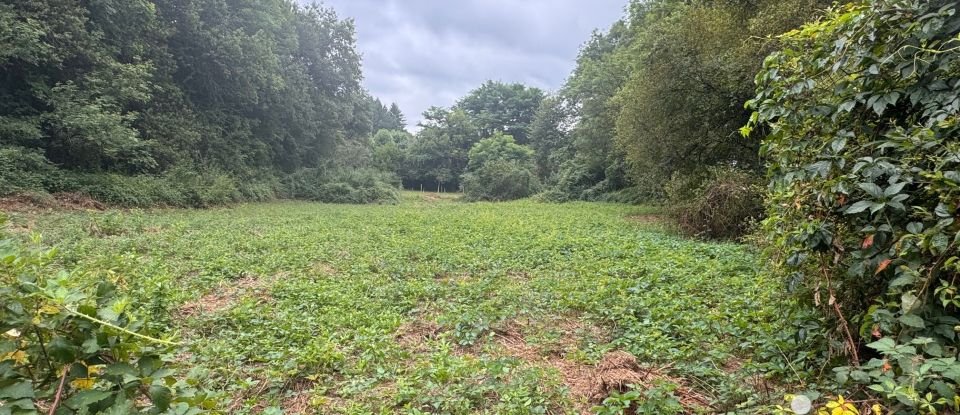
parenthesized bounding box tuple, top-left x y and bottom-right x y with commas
(309, 0, 626, 127)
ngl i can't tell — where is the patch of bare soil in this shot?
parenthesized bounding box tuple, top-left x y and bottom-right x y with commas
(311, 261, 337, 276)
(279, 378, 315, 414)
(395, 319, 443, 352)
(227, 378, 270, 414)
(491, 319, 710, 414)
(419, 192, 460, 203)
(390, 316, 710, 413)
(6, 218, 36, 234)
(177, 272, 283, 318)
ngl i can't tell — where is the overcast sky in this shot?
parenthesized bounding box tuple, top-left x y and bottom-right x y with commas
(309, 1, 627, 128)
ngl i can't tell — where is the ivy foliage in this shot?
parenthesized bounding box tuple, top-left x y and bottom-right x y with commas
(0, 217, 214, 414)
(749, 0, 960, 412)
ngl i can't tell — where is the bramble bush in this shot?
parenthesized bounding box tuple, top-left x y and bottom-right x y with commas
(665, 167, 764, 240)
(0, 216, 216, 414)
(747, 0, 960, 412)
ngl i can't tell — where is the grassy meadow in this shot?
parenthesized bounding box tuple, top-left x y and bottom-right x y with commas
(4, 193, 798, 414)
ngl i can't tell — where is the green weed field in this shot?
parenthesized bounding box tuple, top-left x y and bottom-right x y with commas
(5, 193, 799, 414)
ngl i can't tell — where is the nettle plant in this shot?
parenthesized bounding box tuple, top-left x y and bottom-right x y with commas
(0, 217, 214, 414)
(747, 0, 960, 413)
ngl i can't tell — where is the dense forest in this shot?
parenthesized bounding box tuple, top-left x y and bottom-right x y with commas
(0, 0, 404, 206)
(1, 0, 959, 414)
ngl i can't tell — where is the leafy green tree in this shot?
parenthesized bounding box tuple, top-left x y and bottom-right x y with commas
(461, 133, 539, 201)
(465, 133, 534, 171)
(549, 21, 635, 200)
(405, 107, 479, 191)
(528, 96, 571, 180)
(371, 129, 413, 178)
(369, 98, 406, 132)
(388, 103, 406, 130)
(456, 81, 545, 144)
(0, 0, 386, 203)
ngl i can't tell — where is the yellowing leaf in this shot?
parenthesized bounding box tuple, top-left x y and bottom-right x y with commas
(39, 304, 61, 315)
(71, 377, 97, 390)
(2, 329, 20, 338)
(86, 364, 105, 376)
(0, 350, 30, 365)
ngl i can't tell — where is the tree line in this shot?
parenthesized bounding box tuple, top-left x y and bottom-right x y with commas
(0, 0, 404, 206)
(360, 0, 830, 203)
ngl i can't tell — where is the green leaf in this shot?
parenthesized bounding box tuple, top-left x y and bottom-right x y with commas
(884, 182, 907, 197)
(906, 222, 923, 234)
(838, 100, 856, 113)
(923, 342, 944, 357)
(64, 390, 112, 409)
(0, 381, 34, 400)
(867, 337, 896, 353)
(859, 183, 884, 198)
(101, 395, 135, 415)
(899, 314, 926, 329)
(902, 292, 919, 312)
(48, 336, 77, 362)
(846, 200, 874, 214)
(149, 385, 173, 411)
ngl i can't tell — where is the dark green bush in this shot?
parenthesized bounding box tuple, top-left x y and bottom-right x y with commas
(462, 159, 541, 202)
(666, 167, 763, 240)
(0, 147, 61, 196)
(461, 134, 540, 201)
(61, 169, 248, 208)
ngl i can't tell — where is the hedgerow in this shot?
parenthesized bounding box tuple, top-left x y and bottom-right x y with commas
(748, 0, 960, 412)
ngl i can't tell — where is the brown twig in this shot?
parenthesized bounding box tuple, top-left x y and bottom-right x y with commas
(820, 257, 861, 367)
(832, 300, 861, 367)
(48, 366, 69, 415)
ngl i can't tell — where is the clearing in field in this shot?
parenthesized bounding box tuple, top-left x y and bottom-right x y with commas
(10, 193, 791, 414)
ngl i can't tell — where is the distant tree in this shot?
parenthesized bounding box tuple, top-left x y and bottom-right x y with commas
(368, 97, 405, 132)
(549, 21, 635, 200)
(456, 81, 545, 144)
(371, 129, 412, 177)
(404, 107, 479, 190)
(465, 133, 534, 171)
(614, 0, 827, 186)
(528, 96, 571, 181)
(461, 133, 540, 201)
(388, 103, 406, 129)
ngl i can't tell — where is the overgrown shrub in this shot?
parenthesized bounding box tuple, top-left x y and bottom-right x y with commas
(462, 134, 541, 201)
(0, 147, 61, 196)
(282, 167, 400, 204)
(61, 169, 249, 208)
(666, 167, 763, 240)
(748, 0, 960, 412)
(462, 159, 541, 202)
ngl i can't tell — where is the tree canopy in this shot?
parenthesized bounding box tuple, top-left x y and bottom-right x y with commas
(0, 0, 405, 204)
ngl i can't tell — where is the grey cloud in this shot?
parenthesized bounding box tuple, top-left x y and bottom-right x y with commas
(307, 0, 626, 127)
